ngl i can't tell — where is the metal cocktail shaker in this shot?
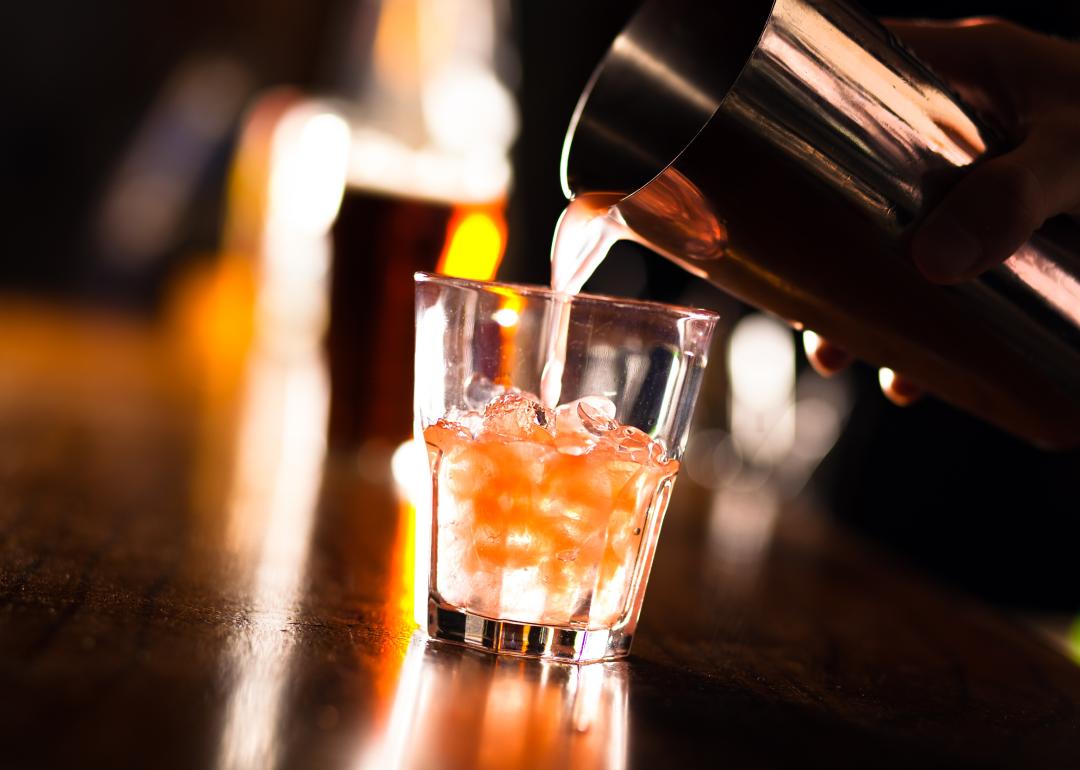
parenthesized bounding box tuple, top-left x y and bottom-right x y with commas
(561, 0, 1080, 448)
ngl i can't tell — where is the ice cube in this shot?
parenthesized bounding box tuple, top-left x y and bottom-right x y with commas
(614, 426, 668, 465)
(445, 407, 485, 438)
(500, 440, 556, 485)
(471, 522, 507, 568)
(553, 421, 595, 456)
(554, 396, 617, 455)
(481, 392, 555, 442)
(437, 525, 483, 608)
(556, 396, 616, 434)
(464, 374, 506, 410)
(498, 566, 547, 622)
(577, 397, 618, 436)
(425, 417, 474, 449)
(590, 563, 629, 626)
(444, 444, 498, 498)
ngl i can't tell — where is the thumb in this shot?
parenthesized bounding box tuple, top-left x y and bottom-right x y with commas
(912, 110, 1080, 283)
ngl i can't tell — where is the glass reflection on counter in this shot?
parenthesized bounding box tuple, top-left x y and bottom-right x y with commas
(215, 345, 328, 770)
(208, 97, 338, 770)
(360, 634, 628, 770)
(681, 312, 851, 586)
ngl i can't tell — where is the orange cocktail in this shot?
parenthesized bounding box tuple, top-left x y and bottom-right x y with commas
(425, 392, 677, 629)
(414, 273, 717, 661)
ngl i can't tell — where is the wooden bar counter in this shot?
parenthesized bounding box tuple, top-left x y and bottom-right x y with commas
(0, 300, 1077, 770)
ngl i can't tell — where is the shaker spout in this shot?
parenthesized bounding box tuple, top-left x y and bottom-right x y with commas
(560, 0, 1080, 448)
(560, 0, 773, 200)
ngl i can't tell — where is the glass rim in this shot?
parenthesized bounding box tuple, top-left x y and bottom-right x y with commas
(414, 272, 720, 323)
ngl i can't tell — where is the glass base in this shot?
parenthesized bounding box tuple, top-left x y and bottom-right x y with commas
(427, 597, 633, 663)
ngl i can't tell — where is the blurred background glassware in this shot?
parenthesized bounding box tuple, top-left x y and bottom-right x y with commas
(560, 0, 1080, 449)
(324, 0, 518, 451)
(413, 272, 717, 662)
(111, 0, 517, 454)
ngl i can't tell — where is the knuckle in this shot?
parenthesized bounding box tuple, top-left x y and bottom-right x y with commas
(1039, 109, 1080, 142)
(972, 16, 1010, 30)
(987, 160, 1044, 224)
(964, 17, 1020, 43)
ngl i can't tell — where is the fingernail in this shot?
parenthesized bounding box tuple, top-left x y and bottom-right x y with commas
(913, 215, 982, 282)
(890, 376, 923, 403)
(814, 343, 851, 372)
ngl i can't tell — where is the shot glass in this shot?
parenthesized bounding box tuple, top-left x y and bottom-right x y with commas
(414, 272, 717, 662)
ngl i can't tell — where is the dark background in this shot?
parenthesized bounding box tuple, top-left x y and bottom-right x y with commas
(5, 0, 1078, 298)
(3, 0, 1078, 609)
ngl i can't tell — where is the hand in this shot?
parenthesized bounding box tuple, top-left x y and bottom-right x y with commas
(805, 17, 1080, 404)
(803, 330, 924, 405)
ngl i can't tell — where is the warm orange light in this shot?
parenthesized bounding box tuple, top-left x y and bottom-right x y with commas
(390, 502, 418, 624)
(437, 206, 506, 281)
(371, 0, 422, 93)
(169, 253, 255, 372)
(390, 438, 429, 629)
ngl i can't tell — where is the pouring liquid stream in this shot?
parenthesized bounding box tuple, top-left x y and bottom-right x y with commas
(541, 193, 646, 408)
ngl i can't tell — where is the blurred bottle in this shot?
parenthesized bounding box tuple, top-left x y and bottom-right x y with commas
(90, 54, 255, 310)
(324, 0, 518, 451)
(217, 0, 518, 452)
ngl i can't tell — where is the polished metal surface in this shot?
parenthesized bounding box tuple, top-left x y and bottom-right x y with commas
(563, 0, 1080, 448)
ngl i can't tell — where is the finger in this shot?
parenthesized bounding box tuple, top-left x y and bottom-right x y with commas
(883, 18, 1016, 119)
(802, 330, 853, 377)
(912, 110, 1080, 283)
(878, 368, 924, 406)
(883, 18, 1080, 122)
